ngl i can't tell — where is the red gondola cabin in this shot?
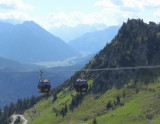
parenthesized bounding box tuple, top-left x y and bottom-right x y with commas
(75, 79, 88, 92)
(38, 79, 51, 93)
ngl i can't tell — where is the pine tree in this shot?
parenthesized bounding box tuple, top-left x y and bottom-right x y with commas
(123, 90, 126, 98)
(0, 107, 2, 116)
(22, 98, 27, 110)
(64, 104, 67, 114)
(9, 102, 15, 115)
(116, 95, 120, 105)
(60, 107, 65, 117)
(106, 101, 112, 109)
(93, 118, 97, 124)
(30, 95, 36, 106)
(4, 105, 9, 118)
(70, 97, 76, 110)
(114, 100, 117, 106)
(53, 94, 57, 102)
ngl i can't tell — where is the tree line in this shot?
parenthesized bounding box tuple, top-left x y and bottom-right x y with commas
(0, 95, 44, 124)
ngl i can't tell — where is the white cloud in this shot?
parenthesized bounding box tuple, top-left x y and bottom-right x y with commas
(0, 0, 35, 25)
(93, 0, 160, 25)
(122, 0, 143, 9)
(93, 0, 136, 25)
(0, 11, 50, 30)
(121, 0, 160, 10)
(0, 11, 32, 20)
(47, 11, 115, 28)
(0, 0, 159, 30)
(0, 0, 33, 10)
(95, 0, 160, 9)
(154, 8, 160, 16)
(94, 0, 118, 8)
(48, 13, 71, 27)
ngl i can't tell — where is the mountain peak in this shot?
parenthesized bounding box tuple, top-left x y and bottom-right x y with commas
(0, 21, 80, 63)
(23, 20, 36, 25)
(22, 21, 41, 29)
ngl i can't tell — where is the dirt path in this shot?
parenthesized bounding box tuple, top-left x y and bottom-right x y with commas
(11, 114, 28, 124)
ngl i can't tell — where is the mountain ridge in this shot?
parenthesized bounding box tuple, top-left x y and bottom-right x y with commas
(0, 21, 80, 63)
(68, 26, 120, 55)
(0, 56, 42, 71)
(49, 23, 107, 42)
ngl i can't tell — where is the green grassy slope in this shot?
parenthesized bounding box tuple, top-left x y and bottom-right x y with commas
(23, 77, 160, 124)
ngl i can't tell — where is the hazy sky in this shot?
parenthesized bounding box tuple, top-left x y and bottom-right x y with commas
(0, 0, 160, 29)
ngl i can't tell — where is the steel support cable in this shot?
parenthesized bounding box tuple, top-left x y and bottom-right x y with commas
(0, 65, 160, 73)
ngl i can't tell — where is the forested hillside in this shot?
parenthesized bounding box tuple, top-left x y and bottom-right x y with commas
(1, 19, 160, 124)
(61, 19, 160, 94)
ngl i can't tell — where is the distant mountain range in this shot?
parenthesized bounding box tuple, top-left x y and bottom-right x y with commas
(0, 56, 42, 71)
(68, 26, 120, 55)
(49, 24, 107, 42)
(0, 21, 80, 63)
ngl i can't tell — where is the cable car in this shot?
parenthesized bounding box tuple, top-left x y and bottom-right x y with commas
(75, 79, 88, 92)
(38, 70, 51, 93)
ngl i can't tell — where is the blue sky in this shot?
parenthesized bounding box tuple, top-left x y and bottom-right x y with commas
(0, 0, 160, 30)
